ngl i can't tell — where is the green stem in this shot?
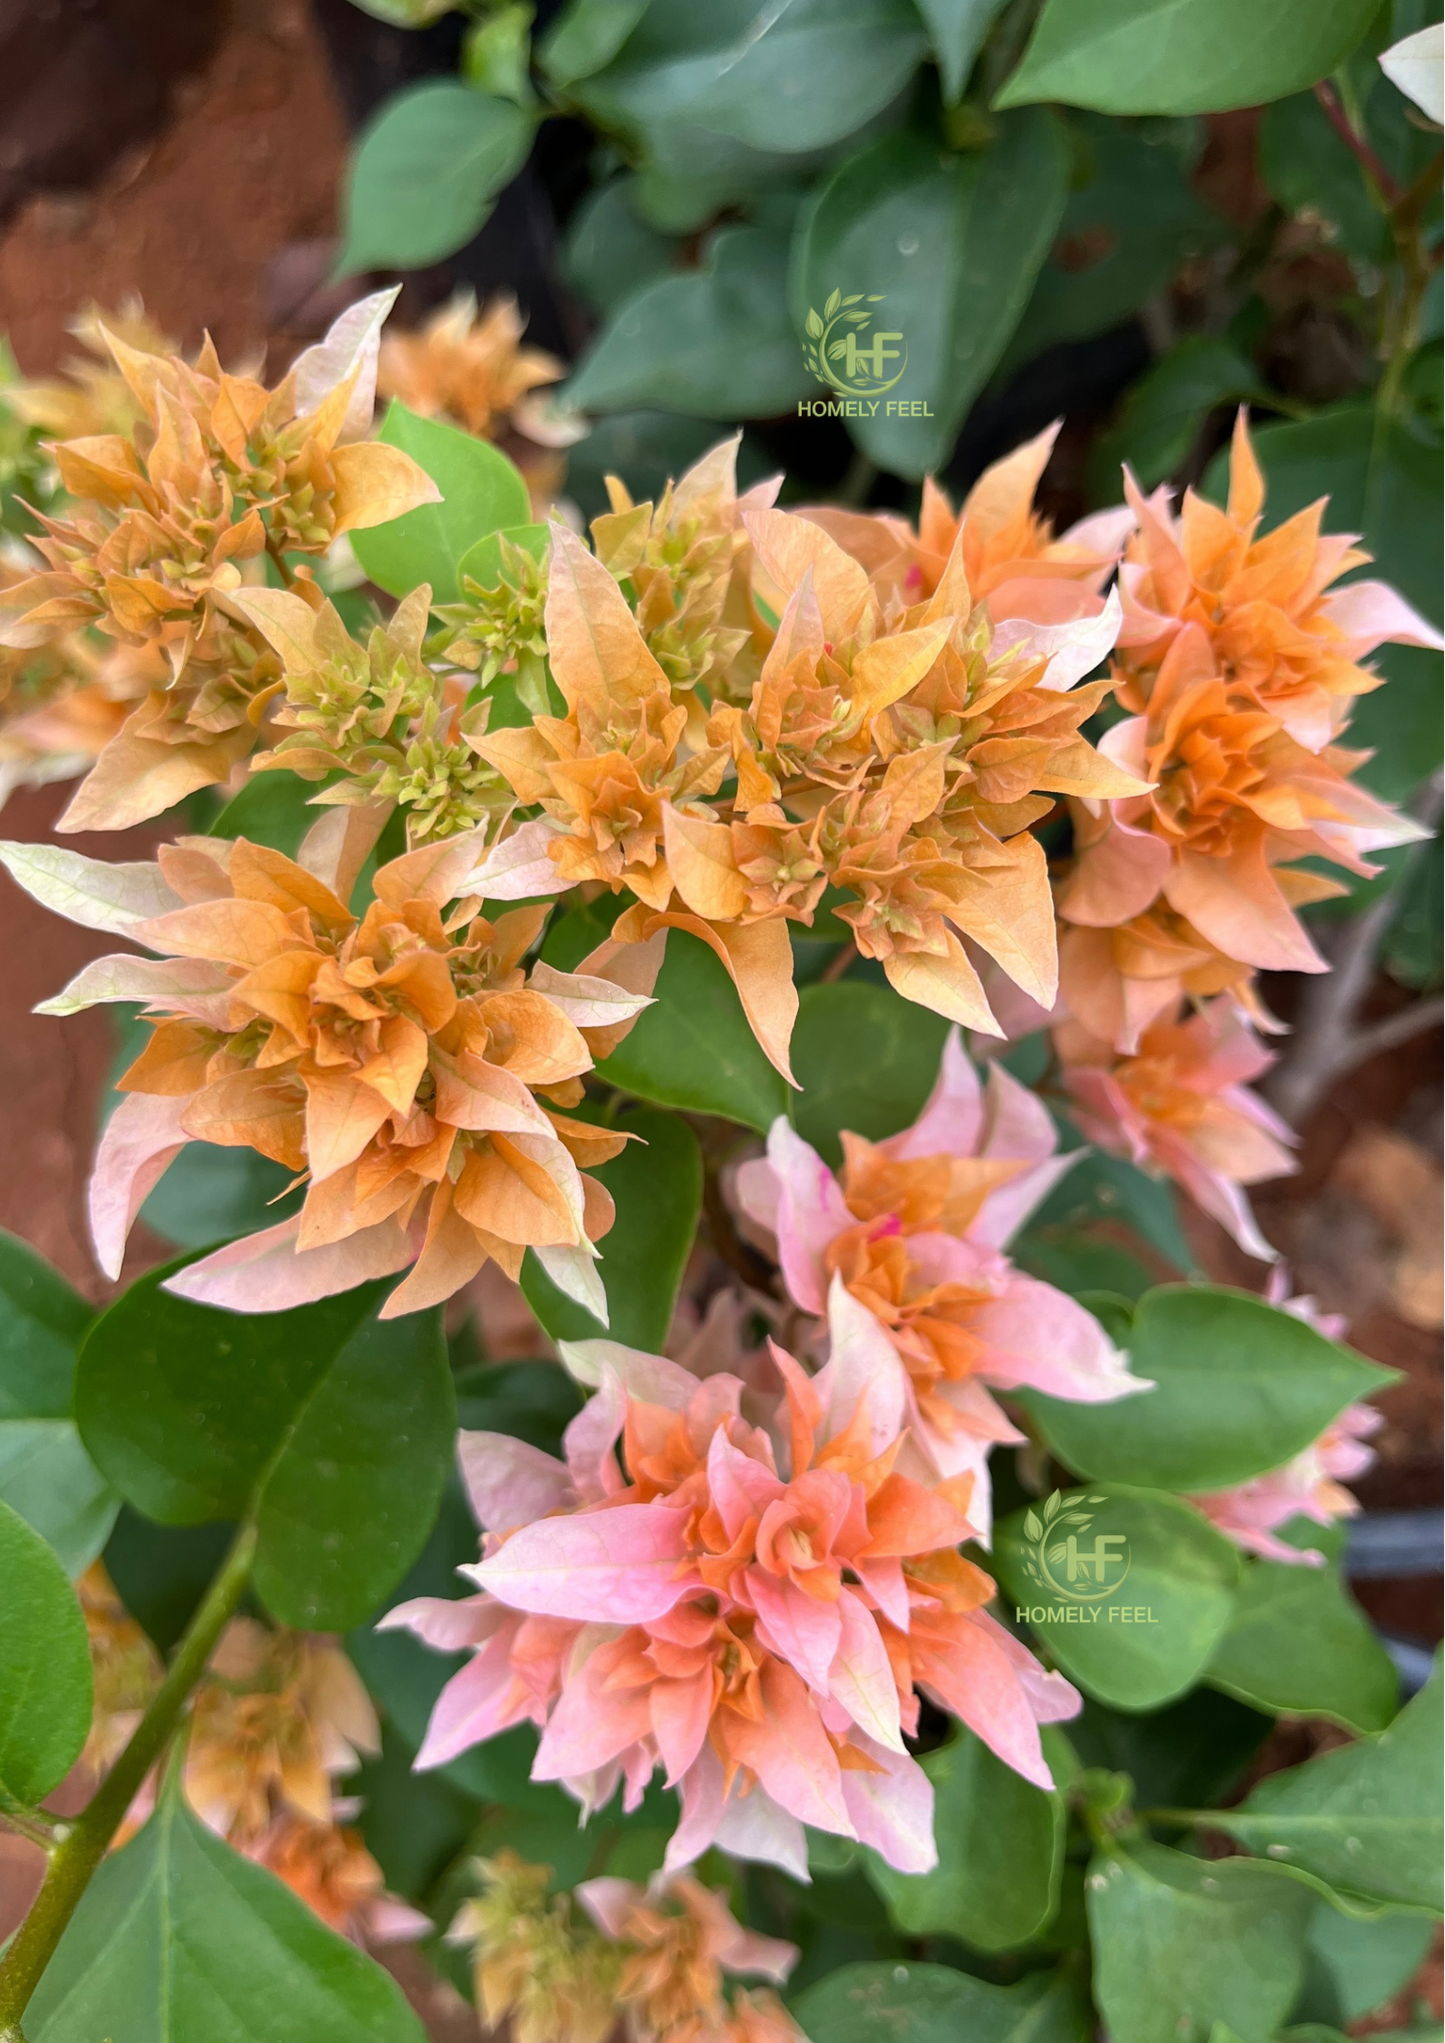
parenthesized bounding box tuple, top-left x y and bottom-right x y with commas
(0, 1522, 257, 2041)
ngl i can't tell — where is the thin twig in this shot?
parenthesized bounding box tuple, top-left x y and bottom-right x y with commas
(1265, 772, 1443, 1127)
(1313, 80, 1401, 205)
(1340, 993, 1445, 1067)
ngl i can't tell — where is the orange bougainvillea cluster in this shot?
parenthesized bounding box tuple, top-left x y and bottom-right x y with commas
(77, 1578, 423, 1948)
(4, 291, 1438, 1289)
(468, 456, 1143, 1082)
(447, 1854, 802, 2043)
(0, 293, 438, 832)
(10, 817, 653, 1315)
(1045, 416, 1441, 1250)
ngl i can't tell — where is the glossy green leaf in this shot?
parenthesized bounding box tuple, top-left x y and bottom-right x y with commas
(1012, 1229, 1157, 1303)
(26, 1775, 424, 2042)
(1207, 1552, 1398, 1735)
(996, 0, 1380, 115)
(522, 1101, 702, 1348)
(792, 1962, 1088, 2043)
(574, 0, 927, 159)
(209, 769, 327, 858)
(347, 0, 452, 21)
(76, 1270, 454, 1630)
(350, 400, 532, 607)
(0, 1497, 92, 1804)
(1296, 1901, 1439, 2027)
(592, 928, 789, 1134)
(1021, 1286, 1395, 1492)
(1089, 336, 1268, 496)
(1213, 1664, 1443, 1912)
(1087, 1841, 1314, 2043)
(869, 1725, 1065, 1949)
(794, 112, 1068, 476)
(139, 1144, 303, 1255)
(1007, 115, 1224, 372)
(0, 1230, 114, 1573)
(337, 80, 535, 276)
(1203, 407, 1443, 801)
(1023, 1149, 1193, 1271)
(563, 178, 680, 315)
(916, 0, 1009, 100)
(994, 1483, 1242, 1710)
(539, 0, 649, 85)
(790, 980, 948, 1164)
(567, 226, 810, 419)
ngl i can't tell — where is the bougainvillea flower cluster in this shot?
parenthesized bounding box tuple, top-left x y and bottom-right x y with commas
(386, 1290, 1081, 1879)
(0, 291, 438, 830)
(1044, 414, 1440, 1252)
(3, 821, 652, 1317)
(736, 1029, 1148, 1528)
(471, 495, 1145, 1080)
(448, 1855, 801, 2043)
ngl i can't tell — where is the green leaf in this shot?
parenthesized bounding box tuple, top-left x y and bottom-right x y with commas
(1202, 406, 1442, 801)
(76, 1270, 454, 1630)
(790, 980, 948, 1165)
(995, 0, 1381, 115)
(1207, 1553, 1398, 1735)
(574, 0, 928, 159)
(1211, 1663, 1443, 1912)
(868, 1724, 1064, 1949)
(336, 80, 535, 276)
(563, 177, 678, 315)
(994, 1483, 1242, 1710)
(1296, 1899, 1438, 2027)
(209, 769, 326, 858)
(351, 399, 532, 607)
(138, 1144, 303, 1255)
(103, 1510, 237, 1654)
(1024, 1149, 1193, 1271)
(346, 0, 452, 21)
(1013, 1229, 1157, 1303)
(26, 1775, 424, 2042)
(539, 0, 649, 87)
(0, 1496, 92, 1804)
(521, 1101, 702, 1348)
(1005, 114, 1224, 372)
(0, 1231, 115, 1574)
(455, 1358, 583, 1455)
(1020, 1285, 1395, 1492)
(462, 4, 536, 105)
(591, 927, 789, 1134)
(567, 225, 812, 419)
(794, 112, 1068, 476)
(916, 0, 1009, 101)
(1090, 336, 1268, 496)
(791, 1962, 1088, 2043)
(1087, 1841, 1314, 2043)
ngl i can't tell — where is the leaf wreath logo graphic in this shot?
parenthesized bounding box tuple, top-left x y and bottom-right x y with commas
(803, 289, 908, 395)
(1021, 1489, 1129, 1602)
